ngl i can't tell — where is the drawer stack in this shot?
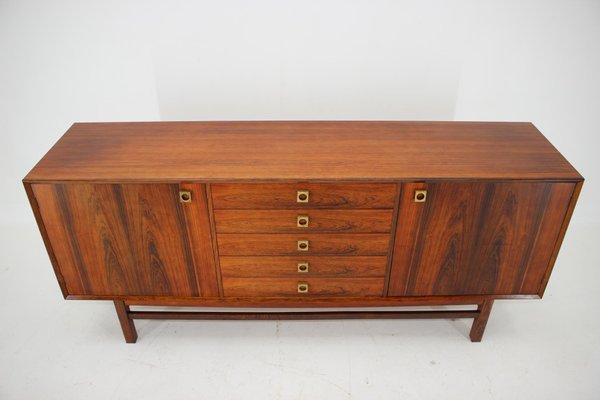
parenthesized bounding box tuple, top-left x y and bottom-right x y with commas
(211, 183, 397, 297)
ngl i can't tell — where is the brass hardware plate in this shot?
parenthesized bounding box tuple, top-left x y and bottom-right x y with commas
(179, 190, 192, 203)
(297, 215, 310, 227)
(297, 262, 309, 273)
(414, 189, 427, 203)
(297, 282, 309, 293)
(296, 190, 309, 203)
(297, 240, 309, 251)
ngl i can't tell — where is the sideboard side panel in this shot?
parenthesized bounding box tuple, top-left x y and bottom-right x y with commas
(24, 182, 69, 297)
(388, 181, 575, 296)
(520, 181, 581, 294)
(32, 183, 204, 297)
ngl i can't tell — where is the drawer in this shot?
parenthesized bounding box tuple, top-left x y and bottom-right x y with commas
(214, 209, 393, 233)
(217, 233, 391, 256)
(220, 256, 388, 278)
(211, 183, 396, 209)
(222, 277, 385, 297)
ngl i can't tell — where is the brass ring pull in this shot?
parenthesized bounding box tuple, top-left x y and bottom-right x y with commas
(297, 190, 309, 203)
(297, 215, 309, 227)
(297, 240, 309, 251)
(297, 262, 309, 273)
(179, 190, 192, 203)
(297, 282, 309, 293)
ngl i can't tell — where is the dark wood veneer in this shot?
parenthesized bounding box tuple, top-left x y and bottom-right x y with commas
(211, 183, 397, 209)
(388, 181, 575, 296)
(214, 209, 393, 233)
(220, 256, 387, 278)
(217, 233, 391, 256)
(69, 294, 540, 307)
(24, 121, 583, 342)
(222, 277, 385, 297)
(24, 121, 581, 181)
(32, 183, 212, 297)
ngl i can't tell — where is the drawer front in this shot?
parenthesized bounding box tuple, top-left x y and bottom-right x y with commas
(211, 183, 396, 209)
(220, 256, 388, 278)
(217, 234, 390, 256)
(222, 277, 385, 297)
(214, 209, 393, 233)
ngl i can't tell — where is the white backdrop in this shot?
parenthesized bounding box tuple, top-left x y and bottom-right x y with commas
(1, 1, 600, 399)
(1, 0, 598, 226)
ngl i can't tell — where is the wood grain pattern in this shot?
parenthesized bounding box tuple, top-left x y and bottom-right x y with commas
(32, 183, 212, 297)
(211, 183, 396, 209)
(517, 183, 579, 293)
(23, 182, 69, 297)
(469, 299, 494, 342)
(220, 256, 387, 278)
(24, 121, 582, 182)
(129, 309, 479, 321)
(537, 180, 583, 297)
(222, 277, 384, 297)
(22, 121, 585, 342)
(114, 300, 137, 343)
(385, 182, 425, 296)
(214, 209, 393, 233)
(70, 293, 537, 307)
(383, 183, 402, 297)
(205, 184, 225, 296)
(178, 183, 219, 296)
(217, 233, 391, 256)
(388, 181, 575, 296)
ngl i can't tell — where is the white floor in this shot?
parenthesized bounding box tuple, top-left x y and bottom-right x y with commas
(1, 220, 599, 400)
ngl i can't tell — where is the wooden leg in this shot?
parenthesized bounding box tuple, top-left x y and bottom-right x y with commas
(114, 300, 138, 343)
(469, 299, 494, 342)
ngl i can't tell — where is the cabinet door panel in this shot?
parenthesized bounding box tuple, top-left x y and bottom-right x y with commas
(33, 183, 216, 297)
(388, 182, 575, 296)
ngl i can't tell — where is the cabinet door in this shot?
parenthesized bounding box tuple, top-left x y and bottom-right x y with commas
(32, 183, 218, 297)
(388, 182, 575, 296)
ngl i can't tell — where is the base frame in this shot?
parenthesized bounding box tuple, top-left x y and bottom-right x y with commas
(113, 298, 495, 343)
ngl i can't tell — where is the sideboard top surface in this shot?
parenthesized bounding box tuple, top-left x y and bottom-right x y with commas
(24, 121, 582, 182)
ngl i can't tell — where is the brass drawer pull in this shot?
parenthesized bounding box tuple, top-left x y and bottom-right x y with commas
(179, 190, 192, 203)
(414, 189, 427, 202)
(297, 262, 309, 273)
(296, 190, 309, 203)
(297, 282, 309, 293)
(297, 240, 309, 251)
(297, 215, 309, 227)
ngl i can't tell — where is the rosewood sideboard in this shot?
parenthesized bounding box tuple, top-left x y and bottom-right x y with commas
(23, 121, 583, 342)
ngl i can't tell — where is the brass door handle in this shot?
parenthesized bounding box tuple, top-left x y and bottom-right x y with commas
(297, 240, 309, 251)
(297, 190, 309, 203)
(297, 215, 309, 227)
(179, 190, 192, 203)
(414, 189, 427, 202)
(297, 262, 309, 273)
(297, 282, 309, 293)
